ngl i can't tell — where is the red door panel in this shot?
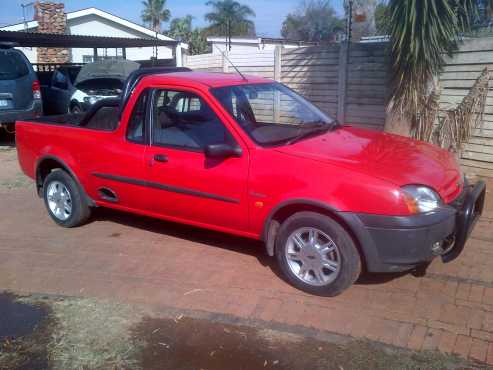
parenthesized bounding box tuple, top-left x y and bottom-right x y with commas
(144, 146, 249, 231)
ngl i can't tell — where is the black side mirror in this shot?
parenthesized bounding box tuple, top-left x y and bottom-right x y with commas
(204, 144, 242, 158)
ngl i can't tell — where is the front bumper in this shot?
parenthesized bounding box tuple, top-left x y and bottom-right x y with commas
(339, 181, 486, 273)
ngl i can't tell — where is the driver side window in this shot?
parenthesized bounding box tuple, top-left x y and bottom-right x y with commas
(152, 89, 234, 151)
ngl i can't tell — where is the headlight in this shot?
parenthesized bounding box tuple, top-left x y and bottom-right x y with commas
(83, 96, 99, 105)
(401, 185, 442, 214)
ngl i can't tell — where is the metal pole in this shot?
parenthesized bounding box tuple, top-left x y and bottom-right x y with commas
(346, 0, 353, 43)
(21, 2, 35, 31)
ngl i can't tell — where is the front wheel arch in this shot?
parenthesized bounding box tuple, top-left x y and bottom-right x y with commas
(69, 101, 82, 113)
(263, 200, 367, 271)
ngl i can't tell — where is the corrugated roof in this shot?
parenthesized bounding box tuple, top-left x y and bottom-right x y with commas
(0, 30, 178, 48)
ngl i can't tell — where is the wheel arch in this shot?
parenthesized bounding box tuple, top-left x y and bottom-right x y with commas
(36, 155, 95, 206)
(262, 199, 368, 270)
(69, 100, 80, 111)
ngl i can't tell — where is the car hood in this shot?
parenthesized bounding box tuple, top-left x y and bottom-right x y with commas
(75, 59, 139, 86)
(274, 126, 463, 203)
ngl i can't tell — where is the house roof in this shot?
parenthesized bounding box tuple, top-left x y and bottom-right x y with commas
(0, 30, 179, 48)
(0, 7, 176, 43)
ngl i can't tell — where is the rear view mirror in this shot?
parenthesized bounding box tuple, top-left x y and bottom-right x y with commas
(204, 144, 242, 158)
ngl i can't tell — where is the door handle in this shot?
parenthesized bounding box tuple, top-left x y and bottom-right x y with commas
(154, 154, 168, 163)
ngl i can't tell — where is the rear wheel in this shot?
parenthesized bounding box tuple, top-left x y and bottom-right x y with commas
(275, 211, 361, 296)
(43, 169, 91, 227)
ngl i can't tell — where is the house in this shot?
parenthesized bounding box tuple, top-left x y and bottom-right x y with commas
(207, 36, 317, 54)
(0, 4, 186, 66)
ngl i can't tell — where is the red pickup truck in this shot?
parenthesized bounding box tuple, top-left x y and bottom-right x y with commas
(16, 68, 486, 296)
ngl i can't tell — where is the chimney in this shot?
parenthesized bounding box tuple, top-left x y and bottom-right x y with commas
(34, 2, 70, 63)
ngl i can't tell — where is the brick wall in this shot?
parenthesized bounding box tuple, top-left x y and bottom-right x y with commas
(34, 2, 70, 63)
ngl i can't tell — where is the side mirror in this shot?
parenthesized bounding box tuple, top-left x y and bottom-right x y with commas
(204, 143, 242, 158)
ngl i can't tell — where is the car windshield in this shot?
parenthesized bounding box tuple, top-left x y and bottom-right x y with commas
(0, 50, 29, 80)
(211, 82, 337, 146)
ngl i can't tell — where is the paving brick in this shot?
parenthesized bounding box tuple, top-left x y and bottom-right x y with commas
(427, 320, 469, 336)
(422, 328, 443, 351)
(364, 318, 399, 344)
(387, 292, 419, 316)
(484, 288, 493, 306)
(469, 285, 486, 303)
(468, 309, 486, 330)
(453, 335, 473, 358)
(440, 303, 471, 327)
(487, 342, 493, 365)
(415, 298, 443, 321)
(483, 312, 493, 332)
(255, 298, 284, 323)
(456, 283, 472, 301)
(471, 329, 493, 342)
(438, 331, 457, 354)
(322, 308, 356, 336)
(393, 323, 413, 348)
(469, 338, 489, 363)
(348, 314, 372, 338)
(444, 281, 459, 298)
(225, 293, 260, 319)
(407, 325, 427, 351)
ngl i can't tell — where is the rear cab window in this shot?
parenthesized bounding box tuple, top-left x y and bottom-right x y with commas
(0, 50, 30, 80)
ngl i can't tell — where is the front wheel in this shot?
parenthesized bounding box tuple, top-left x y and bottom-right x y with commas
(275, 212, 361, 296)
(43, 169, 91, 228)
(70, 103, 82, 114)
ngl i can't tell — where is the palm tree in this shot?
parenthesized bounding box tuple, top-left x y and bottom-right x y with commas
(167, 16, 209, 55)
(141, 0, 171, 33)
(387, 0, 477, 138)
(168, 15, 194, 40)
(205, 0, 256, 51)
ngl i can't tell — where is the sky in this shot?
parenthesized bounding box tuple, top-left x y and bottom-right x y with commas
(0, 0, 345, 37)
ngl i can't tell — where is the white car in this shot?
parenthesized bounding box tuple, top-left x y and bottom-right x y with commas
(69, 59, 139, 114)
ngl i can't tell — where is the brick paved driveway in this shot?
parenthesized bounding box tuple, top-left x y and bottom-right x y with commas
(1, 148, 493, 365)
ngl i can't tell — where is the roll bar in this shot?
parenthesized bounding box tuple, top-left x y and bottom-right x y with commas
(118, 67, 192, 118)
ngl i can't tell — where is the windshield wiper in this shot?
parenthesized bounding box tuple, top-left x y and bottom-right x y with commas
(285, 121, 335, 145)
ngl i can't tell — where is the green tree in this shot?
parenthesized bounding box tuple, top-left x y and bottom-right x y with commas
(167, 16, 209, 55)
(281, 1, 344, 43)
(141, 0, 171, 33)
(188, 29, 209, 55)
(388, 0, 478, 137)
(205, 0, 256, 50)
(374, 1, 389, 35)
(168, 15, 194, 40)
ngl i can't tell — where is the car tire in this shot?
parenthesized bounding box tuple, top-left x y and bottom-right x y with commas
(43, 169, 91, 228)
(275, 211, 361, 297)
(70, 103, 82, 114)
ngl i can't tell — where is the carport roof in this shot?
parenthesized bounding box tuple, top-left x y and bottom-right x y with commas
(0, 30, 179, 48)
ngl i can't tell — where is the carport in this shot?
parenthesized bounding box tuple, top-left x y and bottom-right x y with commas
(0, 30, 182, 68)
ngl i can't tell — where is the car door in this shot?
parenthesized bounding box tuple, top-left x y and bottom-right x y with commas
(144, 87, 250, 232)
(51, 69, 72, 114)
(79, 90, 151, 212)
